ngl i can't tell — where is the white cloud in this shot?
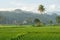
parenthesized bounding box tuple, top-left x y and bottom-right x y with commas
(10, 1, 24, 6)
(48, 4, 56, 12)
(0, 8, 16, 11)
(9, 1, 38, 12)
(0, 0, 38, 13)
(20, 6, 36, 11)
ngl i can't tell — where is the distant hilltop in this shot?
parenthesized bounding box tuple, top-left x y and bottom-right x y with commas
(0, 9, 59, 24)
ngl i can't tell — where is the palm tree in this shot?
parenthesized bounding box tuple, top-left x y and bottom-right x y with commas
(38, 5, 45, 14)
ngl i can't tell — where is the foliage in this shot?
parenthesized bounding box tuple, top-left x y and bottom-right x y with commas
(56, 16, 60, 24)
(34, 19, 40, 23)
(34, 19, 41, 27)
(38, 5, 45, 13)
(49, 20, 53, 24)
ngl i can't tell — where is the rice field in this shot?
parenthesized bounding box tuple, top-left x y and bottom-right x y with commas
(0, 25, 60, 40)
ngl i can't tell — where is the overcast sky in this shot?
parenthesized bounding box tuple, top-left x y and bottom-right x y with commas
(0, 0, 60, 13)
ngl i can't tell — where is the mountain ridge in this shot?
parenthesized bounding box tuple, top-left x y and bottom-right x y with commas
(0, 9, 59, 24)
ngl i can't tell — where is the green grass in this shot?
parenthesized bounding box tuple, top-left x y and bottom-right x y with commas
(0, 25, 60, 40)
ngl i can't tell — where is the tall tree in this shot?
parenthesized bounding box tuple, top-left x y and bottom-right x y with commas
(56, 16, 60, 24)
(34, 18, 41, 27)
(49, 20, 53, 25)
(38, 5, 45, 14)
